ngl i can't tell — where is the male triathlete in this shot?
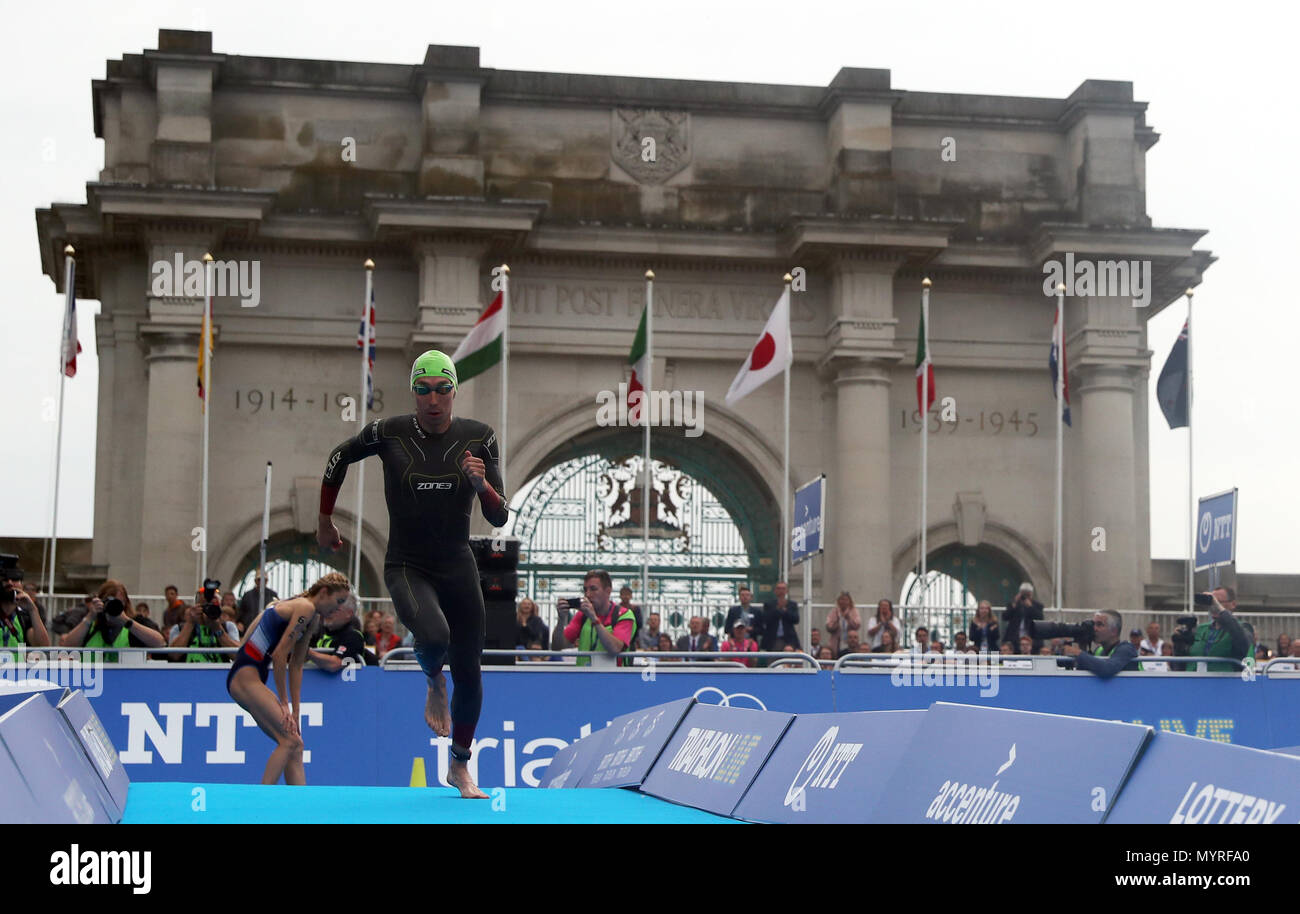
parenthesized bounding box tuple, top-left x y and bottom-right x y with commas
(318, 350, 508, 798)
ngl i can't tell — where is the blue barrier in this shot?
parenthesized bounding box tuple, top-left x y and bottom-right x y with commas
(640, 703, 793, 817)
(0, 692, 121, 824)
(834, 669, 1272, 747)
(867, 703, 1150, 824)
(57, 690, 130, 819)
(537, 729, 607, 789)
(1107, 730, 1300, 824)
(83, 666, 1300, 787)
(734, 710, 925, 823)
(578, 697, 694, 788)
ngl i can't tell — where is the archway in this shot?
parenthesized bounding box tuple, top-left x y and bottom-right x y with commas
(891, 521, 1049, 648)
(503, 409, 782, 636)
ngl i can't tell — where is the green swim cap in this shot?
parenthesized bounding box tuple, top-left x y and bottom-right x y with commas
(410, 350, 458, 389)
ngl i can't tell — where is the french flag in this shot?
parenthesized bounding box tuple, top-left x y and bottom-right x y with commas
(1049, 307, 1070, 426)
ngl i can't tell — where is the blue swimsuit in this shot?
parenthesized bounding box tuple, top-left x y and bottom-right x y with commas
(226, 603, 291, 690)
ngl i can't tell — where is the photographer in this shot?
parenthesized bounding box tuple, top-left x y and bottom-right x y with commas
(1060, 610, 1138, 678)
(0, 573, 52, 661)
(560, 569, 637, 667)
(169, 580, 240, 663)
(1188, 590, 1250, 672)
(1002, 583, 1043, 653)
(62, 584, 166, 662)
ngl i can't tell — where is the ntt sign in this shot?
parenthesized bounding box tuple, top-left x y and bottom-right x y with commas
(1195, 488, 1237, 571)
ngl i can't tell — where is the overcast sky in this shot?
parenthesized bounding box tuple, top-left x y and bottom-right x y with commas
(3, 0, 1295, 574)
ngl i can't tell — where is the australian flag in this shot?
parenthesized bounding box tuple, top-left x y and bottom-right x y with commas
(1049, 308, 1071, 426)
(356, 286, 375, 409)
(1157, 319, 1189, 429)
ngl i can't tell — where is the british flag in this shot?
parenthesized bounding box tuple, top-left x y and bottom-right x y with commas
(357, 285, 376, 409)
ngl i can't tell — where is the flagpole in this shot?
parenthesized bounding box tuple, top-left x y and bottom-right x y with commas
(47, 245, 75, 595)
(200, 253, 214, 584)
(782, 274, 793, 584)
(641, 270, 654, 608)
(1054, 282, 1066, 612)
(919, 277, 931, 616)
(260, 461, 271, 612)
(500, 264, 510, 495)
(1186, 287, 1195, 616)
(354, 260, 373, 593)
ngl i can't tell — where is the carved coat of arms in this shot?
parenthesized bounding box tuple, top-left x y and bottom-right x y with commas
(611, 109, 691, 185)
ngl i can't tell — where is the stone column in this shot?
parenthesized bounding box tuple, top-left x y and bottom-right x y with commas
(819, 254, 902, 601)
(134, 232, 216, 594)
(830, 359, 895, 601)
(137, 330, 205, 595)
(1072, 364, 1142, 611)
(409, 238, 492, 426)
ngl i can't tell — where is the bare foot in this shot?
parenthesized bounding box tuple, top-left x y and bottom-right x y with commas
(448, 758, 489, 799)
(424, 675, 451, 737)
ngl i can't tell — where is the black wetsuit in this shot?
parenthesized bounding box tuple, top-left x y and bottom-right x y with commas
(322, 414, 508, 755)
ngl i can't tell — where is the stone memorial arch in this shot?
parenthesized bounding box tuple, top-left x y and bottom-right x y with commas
(36, 29, 1212, 612)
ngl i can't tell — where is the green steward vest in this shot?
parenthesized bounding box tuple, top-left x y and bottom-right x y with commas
(85, 623, 132, 663)
(186, 622, 224, 662)
(1191, 623, 1239, 672)
(576, 606, 637, 667)
(1, 613, 26, 663)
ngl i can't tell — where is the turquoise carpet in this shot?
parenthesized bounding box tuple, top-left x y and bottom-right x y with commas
(122, 782, 738, 824)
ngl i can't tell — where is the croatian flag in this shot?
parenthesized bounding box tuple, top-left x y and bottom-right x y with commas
(357, 285, 375, 409)
(1049, 307, 1070, 426)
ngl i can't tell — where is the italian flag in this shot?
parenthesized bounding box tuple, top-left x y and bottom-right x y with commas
(915, 296, 935, 413)
(627, 303, 649, 419)
(452, 291, 505, 383)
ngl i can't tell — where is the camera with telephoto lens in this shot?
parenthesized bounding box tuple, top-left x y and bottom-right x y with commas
(1171, 615, 1198, 655)
(1029, 617, 1097, 649)
(104, 597, 125, 617)
(201, 578, 222, 619)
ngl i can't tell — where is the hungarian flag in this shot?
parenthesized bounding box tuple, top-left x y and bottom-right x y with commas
(915, 296, 935, 413)
(1157, 319, 1189, 429)
(356, 284, 376, 409)
(725, 287, 792, 406)
(1049, 306, 1071, 426)
(452, 291, 504, 383)
(196, 278, 212, 407)
(60, 253, 81, 378)
(627, 302, 649, 421)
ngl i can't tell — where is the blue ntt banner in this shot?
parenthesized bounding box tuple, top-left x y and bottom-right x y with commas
(1108, 731, 1300, 824)
(86, 668, 826, 787)
(78, 667, 1300, 787)
(734, 710, 925, 823)
(641, 704, 793, 817)
(869, 703, 1150, 824)
(579, 697, 694, 788)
